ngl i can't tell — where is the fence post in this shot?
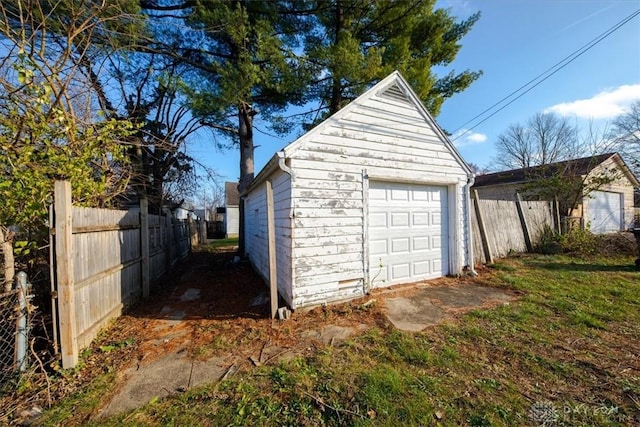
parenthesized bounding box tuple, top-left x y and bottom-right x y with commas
(15, 271, 28, 372)
(54, 180, 78, 368)
(266, 180, 278, 319)
(553, 196, 562, 233)
(515, 192, 533, 252)
(166, 214, 173, 267)
(472, 189, 493, 264)
(140, 198, 150, 299)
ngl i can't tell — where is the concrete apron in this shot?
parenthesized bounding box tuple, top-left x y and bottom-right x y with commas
(382, 283, 513, 332)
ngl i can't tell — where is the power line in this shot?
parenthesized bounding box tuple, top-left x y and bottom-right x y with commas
(452, 8, 640, 142)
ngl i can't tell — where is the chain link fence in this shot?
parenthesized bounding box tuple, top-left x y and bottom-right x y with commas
(0, 273, 31, 395)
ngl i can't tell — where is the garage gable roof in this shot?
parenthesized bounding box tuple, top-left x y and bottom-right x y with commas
(245, 71, 472, 194)
(474, 153, 640, 188)
(283, 71, 471, 174)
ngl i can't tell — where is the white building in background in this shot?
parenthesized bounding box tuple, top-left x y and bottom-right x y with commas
(224, 182, 240, 238)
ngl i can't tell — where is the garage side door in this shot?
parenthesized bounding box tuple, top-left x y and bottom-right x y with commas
(589, 191, 622, 234)
(368, 181, 449, 288)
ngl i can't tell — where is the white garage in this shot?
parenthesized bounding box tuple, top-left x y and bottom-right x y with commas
(588, 190, 623, 234)
(242, 71, 475, 310)
(368, 182, 449, 287)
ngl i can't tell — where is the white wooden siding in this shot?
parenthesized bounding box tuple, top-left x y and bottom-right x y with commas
(244, 169, 293, 306)
(287, 86, 469, 308)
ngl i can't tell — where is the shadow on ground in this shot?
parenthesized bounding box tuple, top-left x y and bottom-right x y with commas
(528, 260, 638, 273)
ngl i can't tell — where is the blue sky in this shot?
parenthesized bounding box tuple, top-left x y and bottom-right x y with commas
(437, 0, 640, 170)
(189, 0, 640, 202)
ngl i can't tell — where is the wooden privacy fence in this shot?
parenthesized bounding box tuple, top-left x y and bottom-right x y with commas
(471, 191, 555, 264)
(50, 181, 200, 368)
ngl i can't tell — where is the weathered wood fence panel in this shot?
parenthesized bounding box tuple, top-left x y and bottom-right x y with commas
(50, 181, 201, 368)
(472, 196, 554, 265)
(470, 200, 486, 265)
(521, 199, 555, 244)
(71, 206, 142, 352)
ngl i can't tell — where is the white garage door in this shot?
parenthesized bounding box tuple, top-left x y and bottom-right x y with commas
(368, 181, 449, 288)
(589, 191, 623, 234)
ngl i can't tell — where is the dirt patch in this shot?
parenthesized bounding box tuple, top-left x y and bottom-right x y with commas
(95, 248, 389, 417)
(6, 246, 518, 423)
(96, 249, 517, 416)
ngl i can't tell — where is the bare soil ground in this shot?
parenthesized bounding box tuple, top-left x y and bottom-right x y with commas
(4, 245, 516, 424)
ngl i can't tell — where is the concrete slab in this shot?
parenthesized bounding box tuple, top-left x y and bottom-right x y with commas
(383, 284, 512, 332)
(384, 297, 446, 332)
(179, 288, 201, 302)
(99, 353, 228, 417)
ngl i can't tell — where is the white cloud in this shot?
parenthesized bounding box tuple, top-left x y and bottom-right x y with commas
(451, 129, 488, 146)
(545, 84, 640, 119)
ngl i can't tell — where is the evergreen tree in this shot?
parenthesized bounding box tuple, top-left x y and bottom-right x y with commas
(305, 0, 482, 120)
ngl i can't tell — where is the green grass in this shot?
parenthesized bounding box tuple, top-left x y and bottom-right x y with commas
(201, 237, 239, 251)
(41, 254, 640, 426)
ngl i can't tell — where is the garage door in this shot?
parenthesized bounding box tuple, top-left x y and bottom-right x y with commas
(368, 181, 448, 288)
(589, 191, 622, 234)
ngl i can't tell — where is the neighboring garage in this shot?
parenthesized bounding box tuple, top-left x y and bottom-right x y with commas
(473, 153, 639, 234)
(241, 71, 475, 310)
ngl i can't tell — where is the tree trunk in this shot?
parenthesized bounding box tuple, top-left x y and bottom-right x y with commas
(328, 1, 343, 116)
(238, 102, 256, 193)
(238, 102, 256, 258)
(1, 227, 14, 292)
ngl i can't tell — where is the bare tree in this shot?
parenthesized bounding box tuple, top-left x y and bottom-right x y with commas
(610, 101, 640, 178)
(494, 113, 578, 169)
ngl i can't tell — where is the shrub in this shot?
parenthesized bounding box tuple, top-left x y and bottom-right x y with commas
(559, 228, 598, 255)
(534, 225, 604, 257)
(534, 224, 562, 255)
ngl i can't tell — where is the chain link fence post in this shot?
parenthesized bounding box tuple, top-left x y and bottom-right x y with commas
(15, 272, 29, 372)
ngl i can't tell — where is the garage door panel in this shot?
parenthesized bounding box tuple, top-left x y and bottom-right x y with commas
(369, 212, 387, 228)
(413, 212, 429, 226)
(369, 187, 387, 201)
(432, 259, 442, 274)
(412, 189, 429, 201)
(413, 236, 430, 251)
(414, 261, 430, 275)
(368, 181, 449, 288)
(391, 212, 409, 227)
(391, 188, 409, 201)
(391, 263, 411, 280)
(370, 239, 387, 256)
(431, 212, 442, 225)
(391, 238, 410, 253)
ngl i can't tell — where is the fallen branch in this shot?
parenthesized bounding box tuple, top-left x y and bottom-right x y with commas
(301, 390, 364, 419)
(258, 341, 268, 363)
(262, 347, 293, 365)
(30, 338, 51, 408)
(220, 363, 236, 381)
